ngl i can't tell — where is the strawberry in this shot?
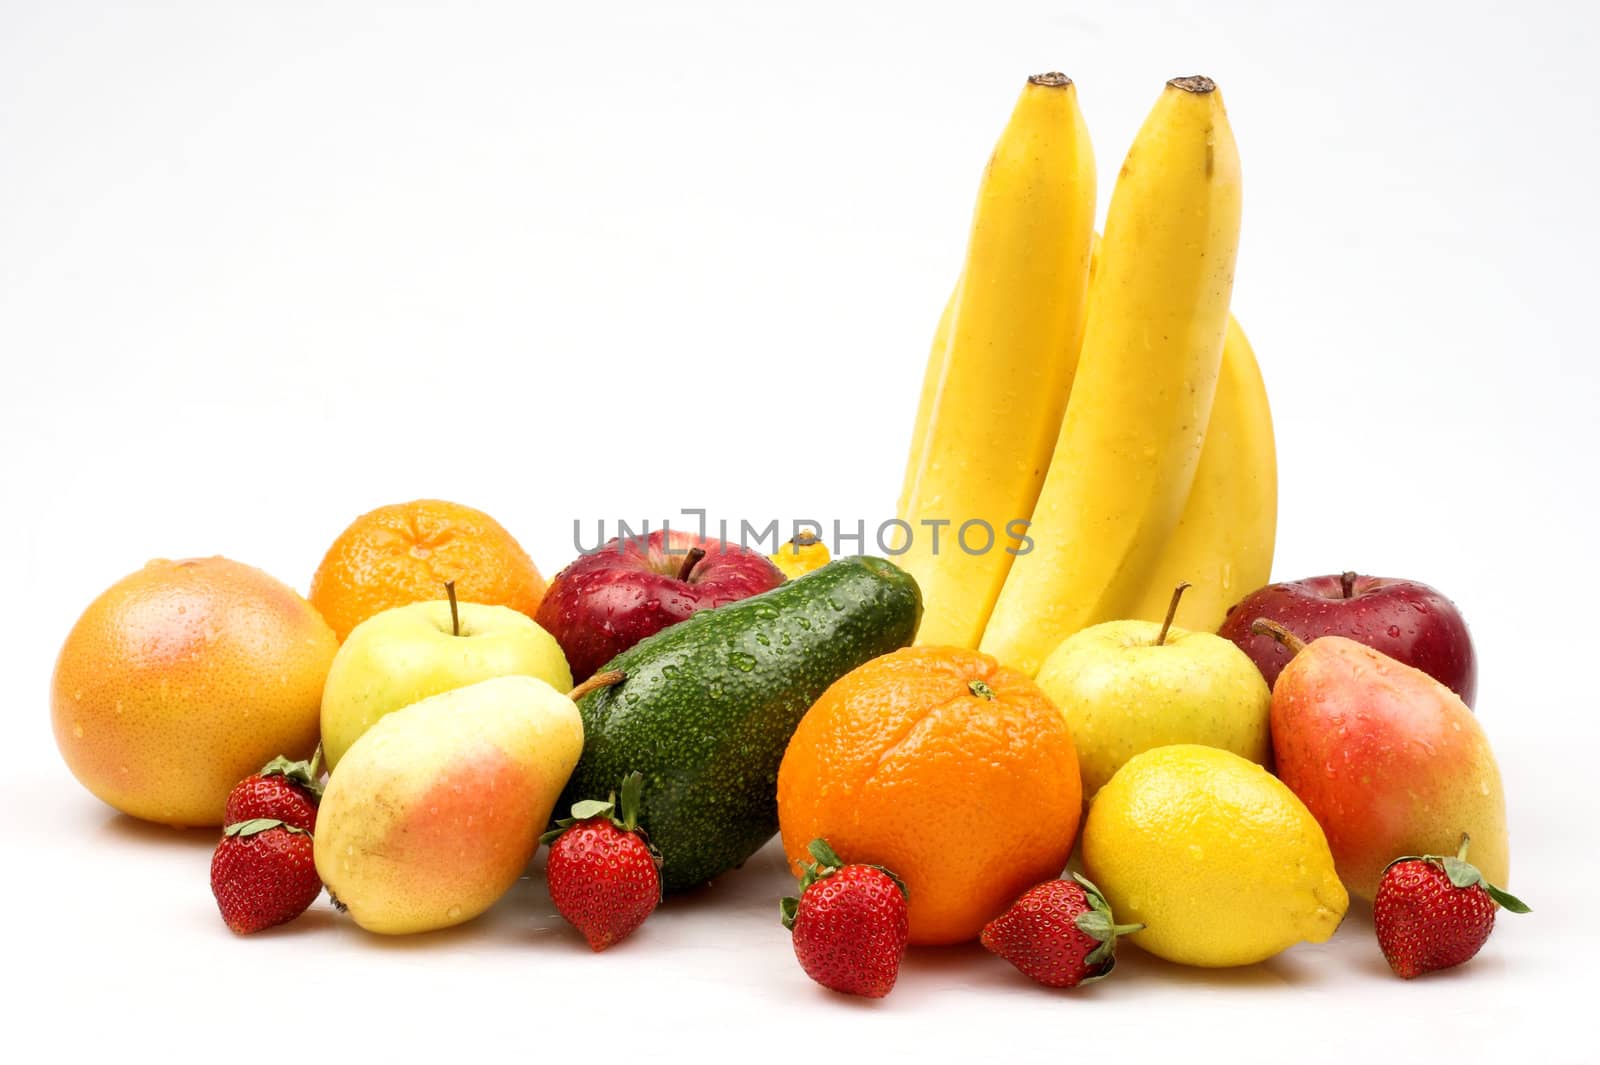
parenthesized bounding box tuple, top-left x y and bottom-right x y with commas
(1374, 833, 1531, 979)
(223, 748, 323, 832)
(541, 772, 661, 951)
(980, 874, 1143, 988)
(209, 818, 322, 935)
(780, 839, 908, 999)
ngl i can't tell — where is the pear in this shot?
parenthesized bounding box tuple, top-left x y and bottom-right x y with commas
(1255, 620, 1508, 901)
(314, 675, 583, 934)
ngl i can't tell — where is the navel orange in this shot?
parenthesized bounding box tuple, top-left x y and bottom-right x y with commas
(777, 645, 1083, 945)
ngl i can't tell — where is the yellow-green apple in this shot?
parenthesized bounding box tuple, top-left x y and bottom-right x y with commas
(1254, 619, 1507, 902)
(1036, 586, 1271, 797)
(1219, 572, 1477, 705)
(320, 597, 571, 767)
(537, 529, 784, 682)
(314, 675, 584, 934)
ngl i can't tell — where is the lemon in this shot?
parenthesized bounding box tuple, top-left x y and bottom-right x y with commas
(1082, 744, 1348, 967)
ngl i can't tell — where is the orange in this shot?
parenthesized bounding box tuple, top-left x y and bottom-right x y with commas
(51, 557, 338, 827)
(309, 499, 546, 641)
(777, 646, 1082, 945)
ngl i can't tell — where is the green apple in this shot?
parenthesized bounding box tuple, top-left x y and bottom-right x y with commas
(320, 599, 573, 767)
(1035, 590, 1270, 798)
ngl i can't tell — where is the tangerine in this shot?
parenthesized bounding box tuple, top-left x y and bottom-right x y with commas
(310, 499, 546, 641)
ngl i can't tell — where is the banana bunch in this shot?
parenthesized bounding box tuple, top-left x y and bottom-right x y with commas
(896, 74, 1274, 673)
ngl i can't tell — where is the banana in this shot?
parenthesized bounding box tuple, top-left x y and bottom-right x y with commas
(1125, 315, 1277, 632)
(980, 76, 1242, 674)
(894, 281, 958, 524)
(896, 72, 1095, 648)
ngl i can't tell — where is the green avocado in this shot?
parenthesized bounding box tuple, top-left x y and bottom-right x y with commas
(559, 555, 922, 893)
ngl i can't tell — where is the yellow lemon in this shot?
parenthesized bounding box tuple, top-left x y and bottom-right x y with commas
(1082, 744, 1348, 967)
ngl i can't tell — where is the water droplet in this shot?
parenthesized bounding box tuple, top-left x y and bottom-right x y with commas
(729, 652, 757, 673)
(1386, 625, 1401, 638)
(447, 904, 463, 920)
(72, 724, 84, 739)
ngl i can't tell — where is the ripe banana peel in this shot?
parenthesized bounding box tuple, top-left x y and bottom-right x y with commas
(1125, 316, 1277, 632)
(980, 76, 1243, 674)
(895, 72, 1096, 648)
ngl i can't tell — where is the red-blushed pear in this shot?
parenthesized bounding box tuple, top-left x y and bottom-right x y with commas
(314, 675, 584, 934)
(1253, 619, 1508, 902)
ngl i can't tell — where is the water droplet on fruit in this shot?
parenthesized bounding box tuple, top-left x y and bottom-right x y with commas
(72, 724, 84, 739)
(1480, 780, 1491, 796)
(447, 905, 462, 920)
(729, 652, 757, 673)
(1387, 625, 1401, 638)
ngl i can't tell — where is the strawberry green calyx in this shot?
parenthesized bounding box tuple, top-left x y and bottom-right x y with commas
(539, 772, 659, 857)
(257, 745, 325, 799)
(780, 838, 908, 931)
(1383, 834, 1531, 914)
(222, 818, 307, 839)
(1070, 873, 1146, 982)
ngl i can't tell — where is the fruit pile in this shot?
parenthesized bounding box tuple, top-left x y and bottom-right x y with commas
(49, 72, 1526, 998)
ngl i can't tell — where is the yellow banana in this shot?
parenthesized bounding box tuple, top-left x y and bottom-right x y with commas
(1125, 315, 1277, 632)
(896, 72, 1095, 648)
(894, 281, 959, 523)
(980, 76, 1243, 674)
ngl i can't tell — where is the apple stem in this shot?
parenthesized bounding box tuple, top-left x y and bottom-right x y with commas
(569, 669, 626, 702)
(1340, 571, 1356, 599)
(1156, 582, 1191, 646)
(445, 580, 461, 637)
(308, 743, 323, 782)
(1250, 617, 1307, 656)
(676, 547, 706, 582)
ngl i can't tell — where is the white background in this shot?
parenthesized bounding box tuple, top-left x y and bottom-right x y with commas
(3, 1, 1596, 1060)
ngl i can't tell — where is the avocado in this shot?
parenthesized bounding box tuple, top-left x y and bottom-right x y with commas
(560, 555, 921, 893)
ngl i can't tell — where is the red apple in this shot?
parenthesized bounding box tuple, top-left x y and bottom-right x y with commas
(1218, 572, 1477, 706)
(536, 529, 785, 682)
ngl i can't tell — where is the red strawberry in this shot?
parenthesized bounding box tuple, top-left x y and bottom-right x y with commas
(223, 748, 323, 832)
(980, 874, 1142, 988)
(1374, 833, 1531, 979)
(781, 839, 908, 999)
(542, 772, 661, 951)
(210, 818, 322, 935)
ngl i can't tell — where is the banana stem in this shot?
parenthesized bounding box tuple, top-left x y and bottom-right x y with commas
(1167, 74, 1216, 94)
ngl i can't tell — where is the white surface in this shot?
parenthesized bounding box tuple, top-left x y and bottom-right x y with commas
(3, 1, 1595, 1059)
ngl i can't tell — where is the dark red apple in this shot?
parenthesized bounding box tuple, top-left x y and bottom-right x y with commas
(1218, 572, 1477, 706)
(536, 529, 785, 682)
